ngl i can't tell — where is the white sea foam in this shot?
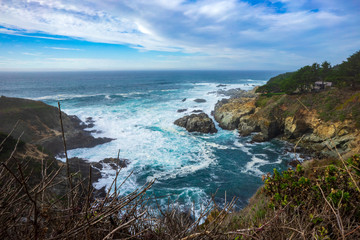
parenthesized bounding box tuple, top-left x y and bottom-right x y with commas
(33, 93, 106, 101)
(233, 139, 252, 155)
(59, 80, 269, 208)
(244, 155, 269, 176)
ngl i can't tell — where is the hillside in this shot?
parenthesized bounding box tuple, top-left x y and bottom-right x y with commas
(0, 96, 112, 155)
(256, 50, 360, 94)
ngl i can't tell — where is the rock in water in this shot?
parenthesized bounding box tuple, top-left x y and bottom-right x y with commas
(192, 110, 203, 113)
(174, 113, 217, 133)
(194, 98, 206, 103)
(177, 109, 187, 113)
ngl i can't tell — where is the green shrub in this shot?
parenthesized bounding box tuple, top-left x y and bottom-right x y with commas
(263, 156, 360, 238)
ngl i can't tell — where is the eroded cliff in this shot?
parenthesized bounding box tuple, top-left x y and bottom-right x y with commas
(214, 89, 360, 158)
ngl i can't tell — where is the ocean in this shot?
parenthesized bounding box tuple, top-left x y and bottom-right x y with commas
(0, 70, 295, 214)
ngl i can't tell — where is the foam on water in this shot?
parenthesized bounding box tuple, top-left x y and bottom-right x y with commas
(0, 70, 288, 212)
(61, 81, 264, 205)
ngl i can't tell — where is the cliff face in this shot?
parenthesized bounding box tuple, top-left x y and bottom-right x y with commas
(214, 90, 360, 158)
(214, 97, 256, 130)
(0, 96, 112, 155)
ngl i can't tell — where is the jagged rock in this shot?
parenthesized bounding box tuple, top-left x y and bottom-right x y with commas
(259, 118, 283, 140)
(192, 110, 203, 113)
(177, 109, 187, 113)
(92, 157, 129, 170)
(238, 117, 260, 136)
(214, 88, 258, 98)
(216, 84, 227, 87)
(85, 117, 95, 128)
(214, 98, 256, 130)
(174, 113, 217, 133)
(284, 117, 312, 139)
(194, 98, 206, 103)
(252, 133, 268, 142)
(182, 98, 187, 102)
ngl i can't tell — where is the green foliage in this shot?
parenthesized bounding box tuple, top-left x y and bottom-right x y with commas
(338, 50, 360, 88)
(263, 156, 360, 237)
(255, 96, 271, 108)
(257, 49, 360, 94)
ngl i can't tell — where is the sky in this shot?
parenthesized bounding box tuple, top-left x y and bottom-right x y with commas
(0, 0, 359, 71)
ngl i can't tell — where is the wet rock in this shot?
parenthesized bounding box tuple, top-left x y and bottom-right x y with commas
(177, 109, 187, 113)
(85, 117, 95, 128)
(216, 84, 227, 87)
(252, 133, 268, 142)
(182, 98, 187, 102)
(192, 110, 203, 113)
(194, 98, 206, 103)
(92, 158, 129, 171)
(86, 117, 95, 124)
(174, 113, 217, 134)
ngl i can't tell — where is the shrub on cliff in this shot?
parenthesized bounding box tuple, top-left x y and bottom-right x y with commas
(262, 155, 360, 239)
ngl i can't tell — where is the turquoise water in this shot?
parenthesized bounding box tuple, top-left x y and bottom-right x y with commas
(0, 70, 294, 213)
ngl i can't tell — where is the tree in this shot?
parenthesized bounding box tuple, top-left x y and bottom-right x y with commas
(340, 50, 360, 88)
(321, 61, 331, 85)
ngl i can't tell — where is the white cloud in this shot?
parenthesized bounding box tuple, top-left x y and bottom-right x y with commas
(0, 0, 359, 70)
(22, 52, 42, 56)
(46, 47, 82, 51)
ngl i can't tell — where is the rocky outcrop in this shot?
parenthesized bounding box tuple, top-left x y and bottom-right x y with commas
(214, 97, 256, 130)
(177, 109, 187, 113)
(194, 99, 206, 103)
(282, 110, 359, 157)
(0, 96, 113, 155)
(213, 90, 360, 158)
(92, 157, 129, 171)
(174, 113, 217, 133)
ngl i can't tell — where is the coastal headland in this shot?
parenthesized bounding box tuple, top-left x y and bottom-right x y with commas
(1, 50, 360, 238)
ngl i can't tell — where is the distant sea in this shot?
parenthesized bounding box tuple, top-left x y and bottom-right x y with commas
(0, 70, 296, 214)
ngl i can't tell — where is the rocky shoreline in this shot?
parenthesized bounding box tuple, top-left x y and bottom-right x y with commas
(0, 96, 123, 197)
(3, 86, 359, 198)
(172, 85, 359, 159)
(211, 88, 360, 159)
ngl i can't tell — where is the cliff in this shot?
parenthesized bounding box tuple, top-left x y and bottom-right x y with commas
(0, 96, 112, 155)
(0, 96, 119, 197)
(214, 89, 360, 158)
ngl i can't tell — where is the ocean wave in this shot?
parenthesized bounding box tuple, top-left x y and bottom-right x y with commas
(32, 93, 107, 101)
(54, 79, 288, 214)
(243, 154, 269, 176)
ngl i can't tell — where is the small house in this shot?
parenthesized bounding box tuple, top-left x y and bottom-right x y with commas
(313, 81, 332, 90)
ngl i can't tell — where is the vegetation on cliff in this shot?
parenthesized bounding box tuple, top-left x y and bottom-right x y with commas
(218, 155, 360, 239)
(256, 50, 360, 94)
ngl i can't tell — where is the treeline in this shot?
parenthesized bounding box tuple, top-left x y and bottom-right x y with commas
(257, 50, 360, 94)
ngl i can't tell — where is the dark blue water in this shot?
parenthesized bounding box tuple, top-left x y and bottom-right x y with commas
(0, 70, 293, 214)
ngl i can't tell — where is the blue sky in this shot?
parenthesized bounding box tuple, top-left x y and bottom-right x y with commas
(0, 0, 359, 71)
